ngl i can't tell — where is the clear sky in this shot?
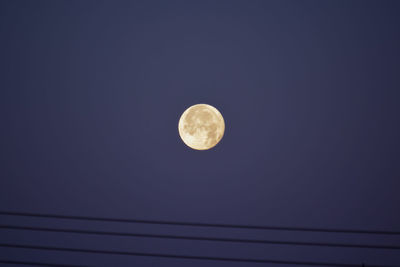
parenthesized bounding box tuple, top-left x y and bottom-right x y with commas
(1, 0, 400, 266)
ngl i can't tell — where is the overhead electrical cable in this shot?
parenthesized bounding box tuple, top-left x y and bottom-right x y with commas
(1, 211, 399, 235)
(1, 224, 399, 250)
(0, 243, 398, 267)
(0, 259, 89, 267)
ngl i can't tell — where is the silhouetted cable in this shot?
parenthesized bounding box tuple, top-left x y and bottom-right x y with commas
(1, 224, 400, 250)
(1, 211, 399, 235)
(0, 243, 398, 267)
(0, 259, 89, 267)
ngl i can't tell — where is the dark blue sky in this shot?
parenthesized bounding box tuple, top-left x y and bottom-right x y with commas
(1, 0, 400, 266)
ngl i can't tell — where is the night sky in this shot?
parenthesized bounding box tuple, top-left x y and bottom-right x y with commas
(1, 0, 400, 266)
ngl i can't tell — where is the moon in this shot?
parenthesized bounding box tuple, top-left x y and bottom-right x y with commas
(178, 104, 225, 150)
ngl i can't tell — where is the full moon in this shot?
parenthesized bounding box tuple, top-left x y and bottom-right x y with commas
(178, 104, 225, 150)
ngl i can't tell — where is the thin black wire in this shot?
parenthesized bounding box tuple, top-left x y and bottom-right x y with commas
(0, 260, 89, 267)
(0, 243, 398, 267)
(1, 211, 399, 235)
(1, 224, 399, 250)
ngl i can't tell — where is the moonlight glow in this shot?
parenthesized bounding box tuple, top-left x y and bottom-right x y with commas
(178, 104, 225, 150)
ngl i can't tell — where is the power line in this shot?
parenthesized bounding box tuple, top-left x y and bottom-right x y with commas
(1, 211, 399, 235)
(0, 260, 89, 267)
(1, 224, 399, 250)
(0, 243, 397, 267)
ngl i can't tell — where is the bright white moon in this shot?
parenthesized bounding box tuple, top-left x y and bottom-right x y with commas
(178, 104, 225, 150)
